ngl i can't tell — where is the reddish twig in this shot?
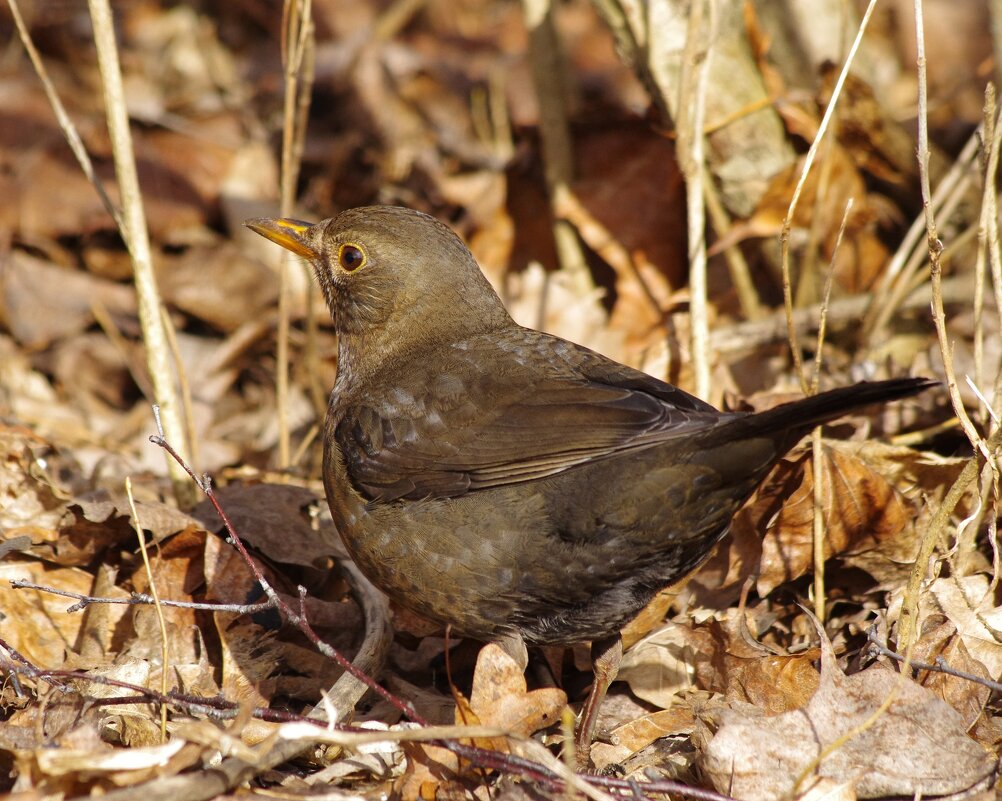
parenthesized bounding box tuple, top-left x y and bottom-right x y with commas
(149, 419, 422, 725)
(146, 413, 737, 799)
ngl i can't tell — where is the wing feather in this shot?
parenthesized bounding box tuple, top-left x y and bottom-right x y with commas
(335, 330, 724, 501)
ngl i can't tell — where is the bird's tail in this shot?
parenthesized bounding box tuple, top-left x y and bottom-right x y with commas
(698, 376, 936, 455)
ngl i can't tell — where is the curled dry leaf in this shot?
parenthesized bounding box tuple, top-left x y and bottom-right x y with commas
(889, 575, 1002, 683)
(31, 501, 128, 565)
(459, 642, 567, 744)
(693, 616, 821, 714)
(590, 706, 697, 772)
(192, 483, 334, 570)
(701, 616, 996, 800)
(1, 424, 72, 536)
(394, 740, 465, 801)
(616, 621, 701, 709)
(911, 615, 992, 730)
(733, 439, 916, 596)
(619, 613, 820, 715)
(710, 146, 888, 294)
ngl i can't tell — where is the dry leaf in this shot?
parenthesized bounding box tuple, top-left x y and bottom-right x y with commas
(0, 251, 136, 350)
(733, 440, 915, 595)
(0, 562, 96, 666)
(912, 616, 991, 729)
(701, 616, 996, 800)
(459, 642, 567, 742)
(616, 621, 701, 709)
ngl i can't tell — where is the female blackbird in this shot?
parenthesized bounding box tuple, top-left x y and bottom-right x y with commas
(246, 206, 933, 751)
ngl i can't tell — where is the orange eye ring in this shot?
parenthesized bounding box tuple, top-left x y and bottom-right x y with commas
(338, 243, 366, 272)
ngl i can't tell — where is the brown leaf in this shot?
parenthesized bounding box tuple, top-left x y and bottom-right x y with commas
(620, 613, 819, 714)
(192, 483, 333, 570)
(710, 146, 889, 293)
(394, 741, 466, 801)
(912, 616, 991, 730)
(701, 617, 996, 800)
(0, 251, 136, 350)
(617, 621, 703, 709)
(0, 561, 97, 666)
(0, 424, 72, 537)
(897, 575, 1002, 684)
(732, 440, 914, 595)
(459, 642, 567, 742)
(156, 241, 277, 332)
(122, 528, 209, 667)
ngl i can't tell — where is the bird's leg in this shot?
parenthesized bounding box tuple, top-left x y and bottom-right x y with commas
(576, 633, 623, 765)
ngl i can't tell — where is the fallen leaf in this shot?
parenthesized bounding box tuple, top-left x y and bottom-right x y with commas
(732, 440, 915, 595)
(458, 642, 567, 744)
(701, 615, 996, 800)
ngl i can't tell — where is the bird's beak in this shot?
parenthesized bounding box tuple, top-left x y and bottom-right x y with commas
(244, 217, 319, 260)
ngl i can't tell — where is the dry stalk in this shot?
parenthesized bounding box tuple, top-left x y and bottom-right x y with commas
(899, 0, 999, 653)
(973, 89, 996, 423)
(977, 87, 1002, 430)
(865, 129, 982, 340)
(160, 305, 200, 474)
(275, 0, 315, 470)
(676, 0, 716, 401)
(809, 200, 850, 623)
(12, 0, 194, 501)
(915, 37, 988, 464)
(6, 0, 123, 233)
(702, 164, 764, 320)
(87, 0, 194, 506)
(522, 0, 595, 313)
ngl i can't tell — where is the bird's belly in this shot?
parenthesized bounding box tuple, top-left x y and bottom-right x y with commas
(332, 487, 550, 642)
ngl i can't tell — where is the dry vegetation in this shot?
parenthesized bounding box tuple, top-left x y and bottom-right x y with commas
(0, 0, 1001, 799)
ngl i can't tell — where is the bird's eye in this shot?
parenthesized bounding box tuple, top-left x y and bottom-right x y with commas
(338, 243, 366, 272)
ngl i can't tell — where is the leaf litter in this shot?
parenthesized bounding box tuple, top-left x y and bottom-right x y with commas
(0, 1, 1000, 799)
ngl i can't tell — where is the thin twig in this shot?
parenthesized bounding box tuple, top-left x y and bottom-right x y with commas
(865, 126, 982, 339)
(160, 304, 200, 475)
(148, 419, 416, 723)
(915, 10, 989, 466)
(973, 87, 996, 427)
(976, 86, 1002, 433)
(867, 627, 1002, 694)
(126, 477, 170, 741)
(6, 0, 124, 235)
(702, 164, 764, 320)
(809, 200, 849, 622)
(8, 580, 278, 615)
(780, 0, 877, 395)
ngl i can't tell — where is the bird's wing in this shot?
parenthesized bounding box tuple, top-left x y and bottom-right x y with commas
(335, 331, 725, 501)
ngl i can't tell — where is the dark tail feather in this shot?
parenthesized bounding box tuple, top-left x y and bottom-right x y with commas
(699, 377, 937, 454)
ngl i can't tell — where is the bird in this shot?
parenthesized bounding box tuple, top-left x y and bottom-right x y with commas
(245, 206, 934, 757)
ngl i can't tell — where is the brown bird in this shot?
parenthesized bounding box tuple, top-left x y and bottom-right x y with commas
(246, 206, 933, 754)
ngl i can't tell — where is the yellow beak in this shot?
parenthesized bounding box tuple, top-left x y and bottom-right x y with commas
(244, 217, 319, 259)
